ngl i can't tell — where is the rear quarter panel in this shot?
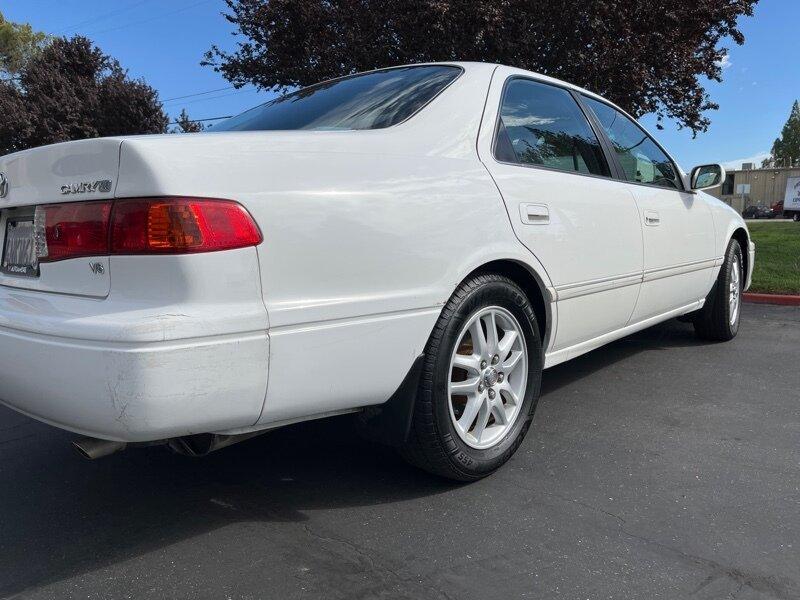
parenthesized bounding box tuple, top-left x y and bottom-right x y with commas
(113, 64, 558, 425)
(115, 142, 544, 425)
(254, 152, 546, 423)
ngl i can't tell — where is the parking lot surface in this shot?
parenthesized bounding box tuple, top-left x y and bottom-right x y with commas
(1, 303, 798, 600)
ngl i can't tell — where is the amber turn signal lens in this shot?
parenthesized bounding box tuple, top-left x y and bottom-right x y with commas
(111, 197, 262, 254)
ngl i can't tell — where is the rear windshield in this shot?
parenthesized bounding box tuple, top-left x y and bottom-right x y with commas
(213, 65, 462, 132)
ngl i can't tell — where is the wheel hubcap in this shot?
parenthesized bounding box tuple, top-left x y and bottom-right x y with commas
(729, 257, 741, 326)
(483, 367, 499, 388)
(448, 306, 528, 450)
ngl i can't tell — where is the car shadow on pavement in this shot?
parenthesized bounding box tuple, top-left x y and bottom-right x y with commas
(0, 319, 711, 597)
(0, 412, 463, 597)
(541, 317, 715, 397)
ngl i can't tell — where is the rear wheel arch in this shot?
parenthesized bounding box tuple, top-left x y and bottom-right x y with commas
(357, 259, 551, 448)
(462, 259, 551, 348)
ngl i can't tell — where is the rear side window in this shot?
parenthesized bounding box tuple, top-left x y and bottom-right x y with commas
(213, 65, 462, 132)
(582, 96, 681, 190)
(494, 78, 610, 177)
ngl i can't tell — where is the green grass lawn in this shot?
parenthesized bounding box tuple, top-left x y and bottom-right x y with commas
(746, 221, 800, 294)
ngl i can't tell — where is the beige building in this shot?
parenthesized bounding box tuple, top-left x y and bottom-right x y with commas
(708, 163, 800, 212)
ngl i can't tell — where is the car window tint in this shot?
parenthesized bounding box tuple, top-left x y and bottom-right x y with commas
(495, 79, 610, 177)
(582, 96, 680, 190)
(213, 66, 461, 132)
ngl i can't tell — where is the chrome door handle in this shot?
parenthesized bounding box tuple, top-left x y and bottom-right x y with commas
(644, 210, 660, 226)
(520, 203, 549, 225)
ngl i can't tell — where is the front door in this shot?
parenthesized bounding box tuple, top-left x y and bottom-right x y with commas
(581, 96, 717, 321)
(478, 69, 644, 352)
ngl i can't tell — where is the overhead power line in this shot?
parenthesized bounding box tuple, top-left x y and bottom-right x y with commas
(163, 88, 259, 108)
(162, 86, 236, 102)
(169, 115, 232, 125)
(88, 0, 214, 36)
(53, 0, 153, 34)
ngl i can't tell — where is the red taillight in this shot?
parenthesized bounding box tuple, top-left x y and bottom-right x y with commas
(111, 198, 262, 254)
(34, 198, 261, 263)
(37, 201, 112, 263)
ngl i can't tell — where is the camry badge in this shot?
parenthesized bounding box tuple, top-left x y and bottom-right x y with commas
(0, 172, 8, 198)
(60, 180, 113, 195)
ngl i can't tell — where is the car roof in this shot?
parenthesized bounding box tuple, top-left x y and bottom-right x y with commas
(399, 61, 610, 104)
(324, 61, 686, 174)
(331, 61, 609, 105)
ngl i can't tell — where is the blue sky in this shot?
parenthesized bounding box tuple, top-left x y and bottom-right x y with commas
(3, 0, 798, 171)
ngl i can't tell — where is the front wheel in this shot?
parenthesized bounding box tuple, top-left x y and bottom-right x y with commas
(693, 239, 743, 341)
(400, 273, 543, 481)
(793, 213, 800, 222)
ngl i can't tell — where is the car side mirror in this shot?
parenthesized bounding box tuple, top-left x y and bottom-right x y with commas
(690, 164, 725, 191)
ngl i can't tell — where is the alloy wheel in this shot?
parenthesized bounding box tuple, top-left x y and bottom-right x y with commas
(729, 257, 741, 326)
(447, 306, 528, 449)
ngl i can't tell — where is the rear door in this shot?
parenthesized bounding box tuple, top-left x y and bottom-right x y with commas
(478, 69, 643, 351)
(581, 96, 717, 321)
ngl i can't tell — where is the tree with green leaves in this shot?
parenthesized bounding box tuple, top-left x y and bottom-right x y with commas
(0, 35, 169, 155)
(0, 11, 47, 76)
(204, 0, 758, 136)
(172, 108, 205, 133)
(771, 100, 800, 167)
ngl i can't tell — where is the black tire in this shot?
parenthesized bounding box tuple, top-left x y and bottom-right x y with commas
(793, 213, 800, 222)
(693, 239, 743, 342)
(400, 273, 543, 481)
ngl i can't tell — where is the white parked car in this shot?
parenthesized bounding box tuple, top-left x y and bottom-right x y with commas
(0, 63, 754, 480)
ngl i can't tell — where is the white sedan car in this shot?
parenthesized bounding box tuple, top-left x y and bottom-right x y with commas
(0, 63, 753, 480)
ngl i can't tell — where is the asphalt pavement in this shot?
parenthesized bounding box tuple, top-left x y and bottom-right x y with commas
(1, 303, 798, 599)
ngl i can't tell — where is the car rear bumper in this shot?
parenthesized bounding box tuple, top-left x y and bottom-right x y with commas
(0, 246, 270, 442)
(0, 323, 269, 442)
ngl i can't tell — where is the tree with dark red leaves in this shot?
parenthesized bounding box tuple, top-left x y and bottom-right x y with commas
(0, 36, 168, 155)
(204, 0, 757, 136)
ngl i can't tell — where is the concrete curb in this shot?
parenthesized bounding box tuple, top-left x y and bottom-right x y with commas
(743, 292, 800, 306)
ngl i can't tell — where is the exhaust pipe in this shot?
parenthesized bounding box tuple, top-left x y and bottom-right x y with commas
(168, 431, 266, 457)
(72, 437, 127, 460)
(72, 431, 264, 460)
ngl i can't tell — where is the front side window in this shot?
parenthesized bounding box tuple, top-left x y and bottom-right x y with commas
(582, 96, 681, 190)
(213, 65, 461, 132)
(494, 78, 610, 177)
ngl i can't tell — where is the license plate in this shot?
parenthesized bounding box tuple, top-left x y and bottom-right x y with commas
(1, 218, 38, 277)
